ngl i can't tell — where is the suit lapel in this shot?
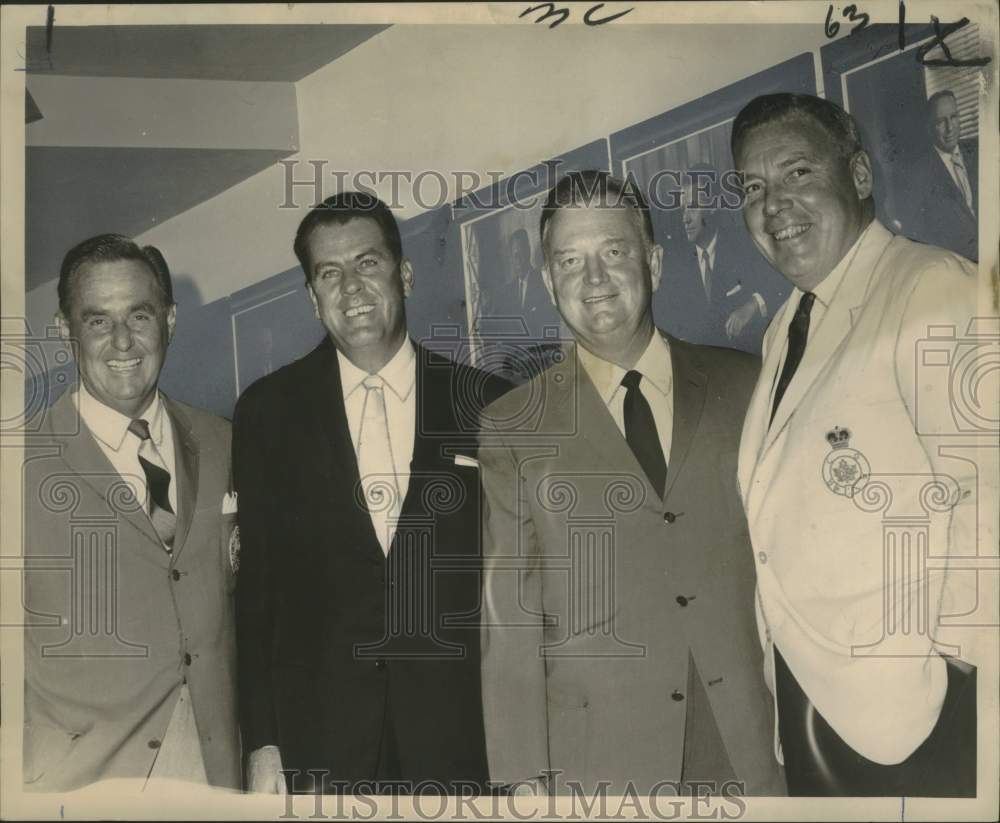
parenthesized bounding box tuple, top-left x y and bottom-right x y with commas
(663, 334, 707, 500)
(738, 299, 792, 501)
(759, 222, 895, 456)
(163, 396, 198, 559)
(556, 339, 683, 513)
(47, 389, 162, 548)
(402, 345, 453, 517)
(300, 338, 388, 562)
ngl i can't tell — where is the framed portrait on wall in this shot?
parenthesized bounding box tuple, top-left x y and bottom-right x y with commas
(230, 270, 321, 398)
(611, 53, 817, 354)
(823, 21, 982, 262)
(452, 139, 609, 383)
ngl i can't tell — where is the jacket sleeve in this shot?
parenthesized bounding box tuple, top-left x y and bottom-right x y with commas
(232, 388, 279, 754)
(478, 428, 550, 789)
(895, 252, 994, 668)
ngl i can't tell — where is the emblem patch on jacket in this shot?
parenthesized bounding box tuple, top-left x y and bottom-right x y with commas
(821, 426, 870, 497)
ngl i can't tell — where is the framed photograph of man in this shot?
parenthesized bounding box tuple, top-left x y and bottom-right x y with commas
(611, 54, 817, 354)
(455, 140, 608, 382)
(823, 21, 983, 262)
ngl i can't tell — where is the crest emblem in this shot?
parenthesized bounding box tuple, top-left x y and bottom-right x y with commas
(821, 426, 870, 497)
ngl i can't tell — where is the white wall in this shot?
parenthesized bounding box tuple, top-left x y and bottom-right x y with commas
(29, 22, 828, 325)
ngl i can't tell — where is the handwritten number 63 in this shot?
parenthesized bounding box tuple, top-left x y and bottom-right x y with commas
(825, 3, 871, 38)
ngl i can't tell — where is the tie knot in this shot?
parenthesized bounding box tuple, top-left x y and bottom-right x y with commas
(797, 291, 816, 316)
(128, 418, 152, 441)
(363, 374, 385, 392)
(621, 370, 643, 392)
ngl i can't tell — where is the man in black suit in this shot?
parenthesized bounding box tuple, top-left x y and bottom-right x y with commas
(234, 192, 508, 795)
(657, 165, 788, 353)
(905, 90, 978, 261)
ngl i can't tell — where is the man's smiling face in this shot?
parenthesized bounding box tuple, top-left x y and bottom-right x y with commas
(737, 114, 872, 292)
(541, 202, 661, 361)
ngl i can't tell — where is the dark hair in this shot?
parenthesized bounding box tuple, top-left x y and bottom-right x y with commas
(731, 93, 865, 165)
(58, 234, 173, 317)
(293, 191, 402, 280)
(539, 170, 655, 251)
(927, 89, 958, 112)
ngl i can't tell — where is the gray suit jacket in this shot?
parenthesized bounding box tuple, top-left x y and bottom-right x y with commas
(23, 388, 241, 791)
(479, 333, 784, 795)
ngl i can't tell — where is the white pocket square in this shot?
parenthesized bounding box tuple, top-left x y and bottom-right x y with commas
(222, 492, 238, 514)
(454, 454, 479, 469)
(726, 283, 743, 297)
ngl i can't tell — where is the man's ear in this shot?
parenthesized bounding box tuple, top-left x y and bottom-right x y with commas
(540, 264, 556, 305)
(648, 244, 664, 293)
(306, 282, 321, 320)
(851, 150, 874, 201)
(400, 258, 415, 298)
(165, 303, 177, 343)
(55, 311, 70, 339)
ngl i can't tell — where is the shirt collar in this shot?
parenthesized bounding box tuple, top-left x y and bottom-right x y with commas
(75, 382, 165, 451)
(934, 144, 963, 166)
(801, 220, 874, 311)
(696, 230, 718, 262)
(577, 331, 672, 406)
(338, 338, 416, 402)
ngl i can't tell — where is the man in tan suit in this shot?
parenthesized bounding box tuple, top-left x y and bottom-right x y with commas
(479, 171, 784, 797)
(23, 234, 240, 791)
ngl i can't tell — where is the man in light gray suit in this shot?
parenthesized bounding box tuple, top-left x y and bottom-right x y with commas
(479, 171, 784, 797)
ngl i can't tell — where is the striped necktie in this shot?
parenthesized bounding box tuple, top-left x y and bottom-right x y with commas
(128, 417, 176, 550)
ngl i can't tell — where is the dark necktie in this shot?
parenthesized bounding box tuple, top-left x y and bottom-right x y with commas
(700, 248, 713, 302)
(621, 370, 667, 498)
(769, 292, 816, 427)
(128, 417, 176, 550)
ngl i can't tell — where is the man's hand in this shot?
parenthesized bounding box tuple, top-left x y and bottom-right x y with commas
(248, 745, 286, 794)
(726, 299, 760, 340)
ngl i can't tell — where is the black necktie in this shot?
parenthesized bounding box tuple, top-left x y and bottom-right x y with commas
(700, 248, 713, 301)
(621, 370, 667, 498)
(128, 417, 176, 549)
(769, 292, 816, 427)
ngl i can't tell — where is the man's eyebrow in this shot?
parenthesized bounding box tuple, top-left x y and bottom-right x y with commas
(777, 152, 819, 168)
(129, 301, 157, 313)
(354, 247, 385, 260)
(79, 308, 106, 320)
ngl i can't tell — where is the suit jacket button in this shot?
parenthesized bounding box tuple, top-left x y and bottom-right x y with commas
(675, 596, 688, 607)
(663, 512, 676, 524)
(671, 690, 684, 702)
(171, 569, 181, 581)
(184, 653, 192, 666)
(148, 739, 161, 749)
(375, 659, 386, 670)
(758, 551, 768, 564)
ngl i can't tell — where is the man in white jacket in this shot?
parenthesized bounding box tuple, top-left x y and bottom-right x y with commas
(732, 92, 991, 797)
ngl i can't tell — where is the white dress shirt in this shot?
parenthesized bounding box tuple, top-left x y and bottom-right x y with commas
(577, 331, 674, 469)
(75, 384, 177, 514)
(338, 339, 417, 536)
(765, 221, 872, 416)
